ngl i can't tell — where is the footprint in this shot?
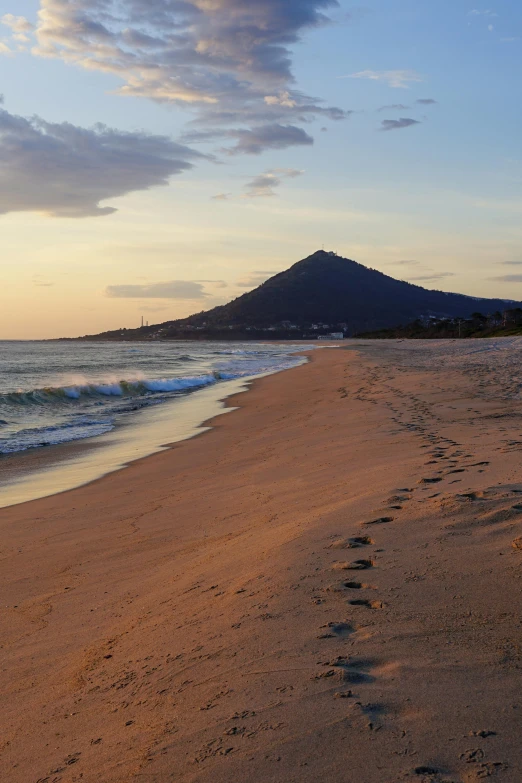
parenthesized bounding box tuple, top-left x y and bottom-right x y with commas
(358, 701, 387, 718)
(329, 536, 374, 550)
(349, 536, 374, 547)
(326, 657, 376, 683)
(347, 559, 375, 570)
(414, 766, 441, 777)
(349, 599, 384, 609)
(470, 730, 497, 738)
(456, 492, 480, 502)
(343, 581, 373, 590)
(460, 749, 485, 763)
(473, 762, 508, 778)
(356, 701, 387, 730)
(364, 516, 394, 526)
(323, 621, 356, 637)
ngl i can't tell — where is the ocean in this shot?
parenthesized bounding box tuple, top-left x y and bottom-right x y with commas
(0, 340, 311, 506)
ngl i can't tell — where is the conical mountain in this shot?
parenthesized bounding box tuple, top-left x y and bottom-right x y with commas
(176, 250, 517, 333)
(80, 250, 519, 340)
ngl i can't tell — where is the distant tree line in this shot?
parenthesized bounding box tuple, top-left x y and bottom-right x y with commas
(357, 308, 522, 339)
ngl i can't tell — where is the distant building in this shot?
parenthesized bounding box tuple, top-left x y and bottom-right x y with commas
(317, 332, 344, 340)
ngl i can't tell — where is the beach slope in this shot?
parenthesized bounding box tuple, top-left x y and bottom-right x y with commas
(1, 343, 521, 782)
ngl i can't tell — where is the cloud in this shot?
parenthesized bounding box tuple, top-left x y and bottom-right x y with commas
(227, 124, 313, 155)
(197, 279, 228, 288)
(106, 281, 208, 299)
(347, 70, 423, 88)
(27, 0, 347, 153)
(498, 261, 522, 265)
(236, 271, 278, 288)
(0, 42, 12, 55)
(489, 275, 522, 283)
(416, 98, 437, 105)
(264, 91, 298, 109)
(468, 9, 498, 17)
(243, 168, 303, 198)
(183, 122, 315, 155)
(394, 259, 420, 266)
(409, 272, 456, 281)
(1, 14, 34, 42)
(211, 193, 231, 201)
(377, 104, 410, 112)
(1, 14, 34, 33)
(380, 118, 421, 132)
(0, 104, 202, 218)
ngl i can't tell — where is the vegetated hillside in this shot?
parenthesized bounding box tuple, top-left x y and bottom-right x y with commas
(174, 250, 519, 330)
(76, 250, 521, 340)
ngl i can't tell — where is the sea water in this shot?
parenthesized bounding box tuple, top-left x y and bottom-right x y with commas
(0, 341, 311, 454)
(0, 340, 311, 506)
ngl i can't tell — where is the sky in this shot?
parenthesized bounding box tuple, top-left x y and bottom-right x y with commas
(1, 0, 522, 339)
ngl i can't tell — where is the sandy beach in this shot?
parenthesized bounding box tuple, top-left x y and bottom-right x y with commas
(1, 341, 522, 783)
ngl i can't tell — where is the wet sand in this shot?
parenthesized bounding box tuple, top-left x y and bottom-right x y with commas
(1, 342, 522, 783)
(0, 375, 253, 509)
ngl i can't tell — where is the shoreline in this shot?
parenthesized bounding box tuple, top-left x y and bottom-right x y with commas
(1, 342, 521, 782)
(0, 348, 313, 510)
(0, 375, 251, 510)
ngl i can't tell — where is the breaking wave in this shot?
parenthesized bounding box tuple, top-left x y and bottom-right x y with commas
(1, 374, 218, 408)
(0, 344, 311, 456)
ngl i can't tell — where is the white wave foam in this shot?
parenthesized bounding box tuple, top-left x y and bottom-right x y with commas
(0, 344, 311, 455)
(143, 375, 216, 392)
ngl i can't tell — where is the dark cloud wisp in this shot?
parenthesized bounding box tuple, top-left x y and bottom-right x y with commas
(377, 104, 410, 112)
(380, 118, 421, 132)
(183, 122, 314, 155)
(227, 124, 313, 155)
(409, 272, 456, 282)
(243, 168, 303, 198)
(489, 275, 522, 283)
